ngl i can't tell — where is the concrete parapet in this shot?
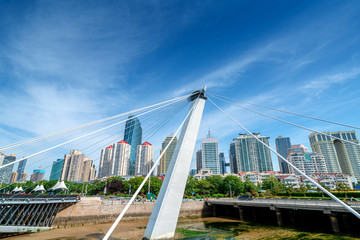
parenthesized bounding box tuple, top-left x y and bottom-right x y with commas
(54, 198, 209, 228)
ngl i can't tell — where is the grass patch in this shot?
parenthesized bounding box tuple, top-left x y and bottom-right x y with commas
(176, 227, 210, 238)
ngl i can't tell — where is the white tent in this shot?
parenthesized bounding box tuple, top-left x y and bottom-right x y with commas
(13, 186, 24, 192)
(33, 185, 40, 192)
(37, 184, 46, 192)
(51, 181, 68, 191)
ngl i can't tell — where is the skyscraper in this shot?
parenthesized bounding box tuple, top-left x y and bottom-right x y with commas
(136, 142, 154, 176)
(230, 133, 273, 173)
(113, 140, 131, 176)
(10, 172, 18, 183)
(30, 169, 45, 182)
(50, 159, 64, 181)
(201, 130, 220, 174)
(229, 143, 238, 174)
(124, 115, 142, 176)
(219, 152, 226, 174)
(98, 140, 131, 178)
(61, 150, 93, 182)
(0, 154, 16, 183)
(98, 145, 114, 178)
(275, 136, 292, 173)
(309, 131, 360, 181)
(196, 149, 202, 173)
(16, 158, 27, 181)
(158, 136, 178, 176)
(287, 144, 328, 176)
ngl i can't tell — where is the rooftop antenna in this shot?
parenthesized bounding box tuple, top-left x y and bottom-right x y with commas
(207, 129, 212, 138)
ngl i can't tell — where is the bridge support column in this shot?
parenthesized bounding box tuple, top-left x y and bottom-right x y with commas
(143, 91, 206, 240)
(342, 214, 352, 233)
(289, 210, 296, 226)
(275, 210, 283, 227)
(212, 206, 217, 217)
(329, 215, 341, 233)
(238, 207, 245, 221)
(251, 208, 258, 222)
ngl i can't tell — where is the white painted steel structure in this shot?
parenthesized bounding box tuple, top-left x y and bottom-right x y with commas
(143, 91, 206, 240)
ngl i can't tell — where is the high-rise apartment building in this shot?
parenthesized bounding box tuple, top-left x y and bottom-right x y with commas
(60, 150, 94, 182)
(196, 149, 202, 173)
(16, 158, 27, 181)
(30, 169, 45, 182)
(124, 115, 142, 176)
(98, 140, 131, 178)
(229, 143, 238, 174)
(275, 136, 292, 173)
(10, 172, 18, 183)
(50, 159, 64, 181)
(20, 173, 28, 181)
(135, 142, 154, 176)
(309, 131, 360, 181)
(287, 144, 328, 176)
(113, 140, 131, 176)
(201, 131, 220, 174)
(158, 136, 178, 176)
(0, 154, 16, 183)
(98, 145, 114, 178)
(230, 133, 273, 173)
(219, 152, 226, 174)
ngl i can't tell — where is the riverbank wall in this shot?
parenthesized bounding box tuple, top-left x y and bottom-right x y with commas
(53, 197, 211, 228)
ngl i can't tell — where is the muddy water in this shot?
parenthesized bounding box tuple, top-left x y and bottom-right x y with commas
(3, 217, 360, 240)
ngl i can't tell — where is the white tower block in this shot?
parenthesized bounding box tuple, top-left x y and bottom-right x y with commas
(143, 89, 207, 240)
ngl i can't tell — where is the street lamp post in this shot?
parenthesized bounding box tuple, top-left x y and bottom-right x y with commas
(229, 181, 233, 198)
(128, 183, 131, 197)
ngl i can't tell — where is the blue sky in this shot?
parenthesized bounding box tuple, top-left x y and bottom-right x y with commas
(1, 0, 360, 176)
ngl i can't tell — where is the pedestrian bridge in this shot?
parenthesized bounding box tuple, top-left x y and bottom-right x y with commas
(0, 194, 80, 233)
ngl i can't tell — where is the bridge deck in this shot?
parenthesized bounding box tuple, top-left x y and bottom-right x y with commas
(207, 198, 360, 213)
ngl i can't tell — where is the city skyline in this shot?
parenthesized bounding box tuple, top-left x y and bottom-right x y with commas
(1, 1, 360, 180)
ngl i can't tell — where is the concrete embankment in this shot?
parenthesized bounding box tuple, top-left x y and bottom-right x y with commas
(54, 197, 211, 228)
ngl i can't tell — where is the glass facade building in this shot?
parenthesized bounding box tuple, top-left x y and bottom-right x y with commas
(275, 136, 292, 173)
(158, 136, 178, 175)
(309, 131, 360, 181)
(230, 133, 273, 173)
(201, 131, 220, 174)
(0, 154, 15, 183)
(219, 152, 225, 174)
(16, 158, 27, 181)
(124, 115, 142, 176)
(50, 159, 64, 180)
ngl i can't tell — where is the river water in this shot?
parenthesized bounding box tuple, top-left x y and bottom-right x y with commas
(3, 217, 359, 240)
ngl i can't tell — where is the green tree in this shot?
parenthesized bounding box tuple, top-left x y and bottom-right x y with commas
(285, 186, 294, 197)
(185, 175, 198, 196)
(262, 177, 282, 196)
(197, 179, 212, 195)
(206, 175, 223, 194)
(223, 176, 243, 196)
(298, 184, 307, 197)
(144, 177, 163, 195)
(243, 178, 258, 193)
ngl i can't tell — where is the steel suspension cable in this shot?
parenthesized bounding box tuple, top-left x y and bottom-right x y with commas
(0, 96, 188, 170)
(208, 97, 360, 220)
(102, 100, 197, 240)
(0, 94, 193, 151)
(210, 95, 360, 147)
(208, 92, 360, 130)
(3, 100, 188, 196)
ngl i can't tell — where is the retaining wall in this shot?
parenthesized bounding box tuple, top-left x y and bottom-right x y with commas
(54, 197, 211, 227)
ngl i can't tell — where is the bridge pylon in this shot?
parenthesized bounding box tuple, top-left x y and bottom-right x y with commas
(143, 89, 207, 240)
